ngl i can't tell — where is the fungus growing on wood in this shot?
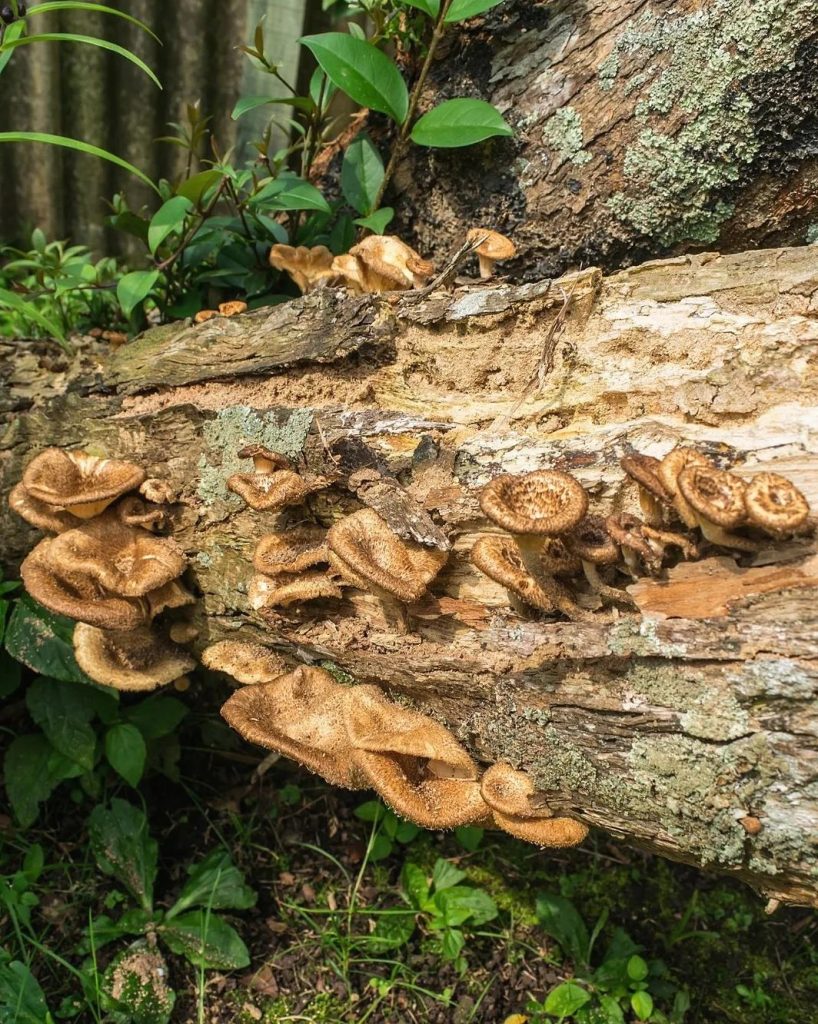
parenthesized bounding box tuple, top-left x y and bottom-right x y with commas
(227, 468, 328, 511)
(566, 514, 635, 607)
(140, 478, 177, 505)
(480, 764, 589, 847)
(237, 444, 291, 474)
(201, 640, 288, 685)
(248, 571, 343, 609)
(194, 309, 219, 324)
(744, 472, 810, 535)
(471, 534, 580, 618)
(465, 228, 517, 279)
(677, 464, 760, 551)
(218, 300, 248, 317)
(253, 526, 329, 575)
(269, 244, 336, 293)
(115, 496, 166, 532)
(620, 453, 672, 525)
(221, 666, 366, 788)
(146, 579, 195, 617)
(168, 622, 199, 644)
(657, 447, 713, 527)
(22, 448, 146, 519)
(604, 513, 659, 576)
(343, 686, 487, 829)
(334, 236, 435, 292)
(73, 623, 196, 691)
(9, 482, 75, 534)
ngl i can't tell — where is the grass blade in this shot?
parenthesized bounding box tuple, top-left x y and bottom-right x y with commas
(27, 2, 161, 42)
(0, 132, 159, 191)
(0, 33, 161, 88)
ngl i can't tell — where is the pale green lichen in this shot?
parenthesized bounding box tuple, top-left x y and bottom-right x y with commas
(607, 617, 689, 659)
(807, 223, 818, 245)
(598, 50, 619, 91)
(543, 107, 592, 166)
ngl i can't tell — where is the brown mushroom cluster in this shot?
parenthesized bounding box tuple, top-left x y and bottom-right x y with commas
(193, 300, 248, 325)
(219, 659, 586, 847)
(11, 448, 194, 690)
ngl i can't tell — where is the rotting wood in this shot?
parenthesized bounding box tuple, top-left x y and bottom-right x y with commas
(2, 245, 818, 907)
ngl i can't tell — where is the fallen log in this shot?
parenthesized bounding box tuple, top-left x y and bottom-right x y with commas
(2, 244, 818, 907)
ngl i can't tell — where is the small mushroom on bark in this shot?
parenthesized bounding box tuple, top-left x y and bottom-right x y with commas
(471, 534, 578, 618)
(604, 514, 659, 576)
(657, 447, 714, 528)
(201, 640, 288, 685)
(253, 526, 329, 575)
(73, 624, 195, 691)
(744, 472, 811, 535)
(139, 478, 177, 505)
(269, 244, 337, 293)
(237, 444, 291, 474)
(480, 763, 588, 848)
(466, 228, 517, 279)
(22, 448, 146, 519)
(566, 515, 635, 607)
(194, 309, 219, 324)
(334, 236, 435, 293)
(115, 496, 166, 532)
(9, 482, 76, 534)
(248, 571, 343, 609)
(228, 468, 328, 512)
(620, 454, 673, 525)
(677, 464, 760, 551)
(218, 300, 248, 317)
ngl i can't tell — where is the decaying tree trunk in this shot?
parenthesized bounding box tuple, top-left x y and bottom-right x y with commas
(390, 0, 818, 278)
(2, 244, 818, 908)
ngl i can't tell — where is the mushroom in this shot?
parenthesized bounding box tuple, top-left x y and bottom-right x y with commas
(269, 244, 337, 294)
(115, 496, 166, 532)
(218, 300, 248, 317)
(253, 526, 329, 575)
(327, 508, 447, 632)
(677, 464, 761, 551)
(330, 254, 366, 294)
(343, 686, 488, 829)
(9, 482, 76, 533)
(194, 309, 219, 324)
(237, 444, 291, 474)
(140, 479, 177, 505)
(22, 448, 146, 520)
(620, 453, 673, 526)
(480, 470, 594, 621)
(221, 666, 367, 789)
(656, 447, 714, 527)
(146, 579, 196, 617)
(73, 623, 195, 691)
(201, 640, 288, 685)
(604, 513, 664, 577)
(480, 763, 588, 848)
(744, 472, 811, 536)
(465, 228, 517, 279)
(168, 622, 199, 644)
(248, 571, 343, 609)
(470, 534, 582, 618)
(337, 236, 435, 293)
(227, 468, 328, 512)
(566, 515, 636, 607)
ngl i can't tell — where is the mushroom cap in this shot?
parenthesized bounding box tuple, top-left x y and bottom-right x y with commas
(21, 538, 150, 630)
(47, 518, 186, 597)
(540, 537, 583, 577)
(146, 579, 195, 617)
(657, 448, 716, 527)
(491, 811, 589, 848)
(677, 465, 747, 528)
(466, 228, 517, 260)
(221, 666, 366, 788)
(194, 309, 219, 323)
(566, 515, 619, 565)
(73, 623, 195, 691)
(744, 472, 810, 534)
(620, 454, 672, 501)
(330, 253, 367, 293)
(471, 534, 559, 612)
(9, 482, 76, 533)
(227, 469, 327, 511)
(247, 571, 343, 609)
(480, 763, 553, 820)
(201, 640, 288, 684)
(22, 449, 146, 515)
(115, 496, 166, 531)
(269, 244, 336, 293)
(139, 479, 177, 505)
(253, 526, 329, 575)
(605, 513, 655, 561)
(327, 508, 447, 604)
(237, 445, 291, 471)
(480, 470, 589, 536)
(347, 235, 434, 291)
(344, 685, 487, 829)
(218, 300, 248, 317)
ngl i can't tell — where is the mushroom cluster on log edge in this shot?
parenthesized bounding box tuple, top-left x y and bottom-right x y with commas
(9, 442, 813, 846)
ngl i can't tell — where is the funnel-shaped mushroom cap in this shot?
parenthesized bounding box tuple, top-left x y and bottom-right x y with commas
(327, 508, 447, 604)
(347, 235, 435, 291)
(237, 445, 291, 473)
(745, 472, 810, 534)
(21, 539, 150, 630)
(201, 640, 288, 684)
(73, 623, 195, 691)
(23, 449, 146, 518)
(9, 482, 75, 533)
(47, 518, 186, 598)
(620, 454, 671, 501)
(227, 469, 328, 511)
(480, 763, 554, 820)
(253, 526, 329, 575)
(248, 571, 343, 609)
(481, 471, 589, 537)
(221, 666, 366, 788)
(491, 811, 589, 848)
(344, 686, 487, 828)
(269, 244, 336, 293)
(146, 579, 195, 617)
(540, 537, 583, 576)
(466, 228, 516, 261)
(140, 479, 177, 505)
(471, 535, 562, 612)
(566, 515, 619, 565)
(657, 448, 713, 526)
(677, 465, 747, 528)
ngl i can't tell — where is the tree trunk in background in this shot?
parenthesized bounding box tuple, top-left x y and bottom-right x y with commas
(389, 0, 818, 278)
(2, 245, 818, 907)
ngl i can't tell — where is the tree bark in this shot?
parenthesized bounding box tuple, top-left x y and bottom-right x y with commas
(2, 244, 818, 908)
(388, 0, 818, 278)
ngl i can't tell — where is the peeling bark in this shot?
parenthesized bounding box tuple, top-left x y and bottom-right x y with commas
(2, 245, 818, 907)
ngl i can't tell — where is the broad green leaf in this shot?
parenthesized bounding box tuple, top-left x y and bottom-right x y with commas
(455, 825, 484, 851)
(599, 994, 626, 1024)
(117, 270, 159, 318)
(0, 286, 66, 344)
(401, 861, 433, 912)
(101, 941, 175, 1024)
(369, 834, 393, 862)
(445, 0, 505, 22)
(0, 960, 51, 1024)
(341, 132, 384, 216)
(367, 911, 416, 953)
(0, 20, 25, 75)
(160, 911, 250, 970)
(0, 33, 161, 87)
(4, 734, 80, 827)
(440, 926, 465, 961)
(353, 207, 394, 233)
(309, 68, 337, 109)
(127, 695, 188, 740)
(535, 893, 590, 969)
(411, 98, 512, 147)
(434, 886, 498, 928)
(544, 981, 591, 1018)
(27, 3, 160, 41)
(5, 596, 92, 684)
(231, 95, 314, 119)
(167, 849, 256, 919)
(627, 954, 649, 982)
(300, 33, 409, 124)
(176, 169, 224, 204)
(432, 858, 466, 892)
(631, 991, 654, 1020)
(148, 196, 193, 253)
(0, 132, 158, 191)
(252, 177, 330, 213)
(354, 799, 386, 823)
(105, 723, 147, 787)
(89, 800, 157, 911)
(403, 0, 440, 15)
(26, 677, 98, 772)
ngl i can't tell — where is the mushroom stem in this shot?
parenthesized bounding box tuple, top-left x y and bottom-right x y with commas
(477, 253, 495, 279)
(695, 516, 763, 552)
(580, 559, 637, 608)
(638, 487, 665, 527)
(515, 536, 596, 623)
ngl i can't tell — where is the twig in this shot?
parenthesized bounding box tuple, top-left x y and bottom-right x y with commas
(400, 233, 487, 302)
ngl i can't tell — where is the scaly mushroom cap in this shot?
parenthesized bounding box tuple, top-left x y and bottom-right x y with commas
(147, 579, 195, 617)
(221, 666, 366, 788)
(466, 228, 517, 262)
(620, 454, 672, 502)
(237, 444, 291, 473)
(73, 623, 195, 691)
(47, 518, 186, 598)
(491, 811, 589, 848)
(269, 244, 336, 293)
(540, 537, 583, 577)
(201, 640, 288, 685)
(566, 515, 619, 565)
(9, 482, 75, 533)
(227, 469, 328, 511)
(471, 535, 560, 612)
(481, 470, 589, 537)
(605, 513, 655, 563)
(744, 472, 810, 534)
(253, 526, 329, 575)
(218, 300, 248, 317)
(344, 686, 487, 829)
(248, 571, 343, 609)
(677, 465, 747, 528)
(21, 538, 150, 630)
(347, 235, 435, 291)
(657, 447, 713, 527)
(23, 448, 146, 519)
(327, 508, 447, 604)
(480, 763, 553, 820)
(139, 479, 176, 505)
(115, 496, 166, 532)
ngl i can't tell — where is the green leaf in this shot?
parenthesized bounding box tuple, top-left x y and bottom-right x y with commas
(0, 286, 66, 344)
(536, 893, 591, 969)
(631, 991, 654, 1020)
(440, 927, 465, 961)
(353, 207, 394, 234)
(0, 132, 158, 191)
(341, 133, 384, 216)
(367, 911, 416, 953)
(627, 955, 649, 982)
(231, 95, 315, 119)
(454, 825, 484, 852)
(411, 98, 512, 148)
(148, 196, 194, 253)
(89, 800, 157, 911)
(432, 858, 466, 892)
(176, 169, 224, 205)
(160, 911, 250, 970)
(354, 800, 386, 823)
(0, 960, 52, 1024)
(402, 0, 440, 15)
(434, 886, 498, 928)
(0, 650, 22, 698)
(105, 723, 147, 787)
(26, 677, 98, 772)
(127, 696, 188, 740)
(252, 177, 330, 213)
(167, 849, 256, 919)
(445, 0, 505, 22)
(27, 3, 160, 41)
(5, 596, 92, 684)
(0, 20, 25, 75)
(101, 940, 175, 1024)
(0, 33, 161, 87)
(4, 734, 79, 827)
(544, 981, 592, 1018)
(369, 834, 393, 862)
(401, 862, 432, 912)
(599, 994, 626, 1024)
(300, 33, 409, 124)
(117, 270, 160, 317)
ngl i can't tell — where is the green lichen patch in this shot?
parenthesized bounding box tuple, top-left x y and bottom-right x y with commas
(542, 107, 592, 166)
